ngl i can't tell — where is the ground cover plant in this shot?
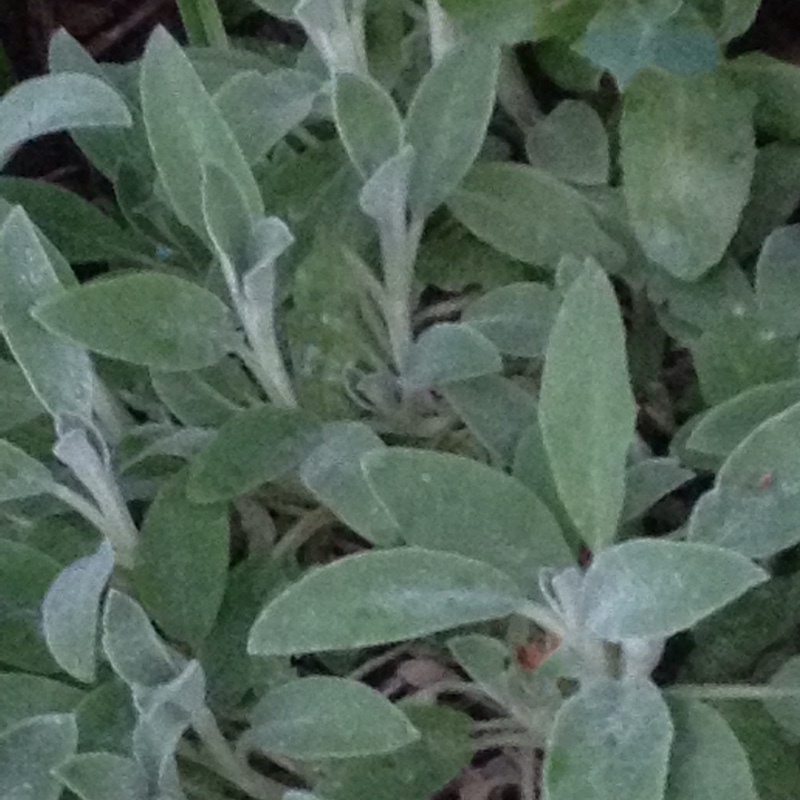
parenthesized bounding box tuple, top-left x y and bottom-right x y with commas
(0, 0, 800, 798)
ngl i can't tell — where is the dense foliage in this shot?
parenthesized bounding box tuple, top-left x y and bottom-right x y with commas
(0, 1, 799, 798)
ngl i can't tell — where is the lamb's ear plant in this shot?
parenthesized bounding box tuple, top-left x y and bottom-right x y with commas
(1, 0, 800, 798)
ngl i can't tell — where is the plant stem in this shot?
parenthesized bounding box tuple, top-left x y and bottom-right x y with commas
(50, 484, 137, 569)
(272, 507, 335, 561)
(665, 683, 800, 701)
(383, 216, 424, 375)
(192, 709, 285, 800)
(177, 0, 229, 49)
(424, 0, 457, 62)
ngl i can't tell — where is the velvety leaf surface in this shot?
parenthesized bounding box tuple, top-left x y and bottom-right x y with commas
(0, 714, 78, 800)
(333, 72, 404, 179)
(0, 207, 93, 419)
(544, 678, 673, 800)
(134, 470, 229, 647)
(442, 375, 537, 466)
(406, 43, 500, 217)
(248, 548, 524, 656)
(140, 27, 262, 239)
(0, 674, 83, 734)
(33, 272, 235, 371)
(621, 70, 755, 279)
(449, 162, 625, 270)
(363, 448, 572, 590)
(317, 703, 472, 800)
(41, 541, 114, 683)
(539, 262, 635, 549)
(101, 590, 184, 688)
(188, 405, 321, 503)
(462, 282, 559, 357)
(247, 677, 419, 759)
(665, 700, 758, 800)
(299, 422, 399, 547)
(584, 539, 767, 640)
(404, 323, 502, 389)
(0, 73, 131, 166)
(687, 379, 800, 458)
(688, 401, 800, 557)
(56, 752, 149, 800)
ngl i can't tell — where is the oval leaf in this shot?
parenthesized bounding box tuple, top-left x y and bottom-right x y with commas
(56, 752, 149, 800)
(188, 405, 321, 503)
(299, 422, 399, 547)
(539, 261, 636, 549)
(0, 73, 131, 166)
(462, 281, 559, 358)
(525, 100, 610, 185)
(33, 272, 235, 371)
(214, 69, 320, 166)
(101, 590, 184, 688)
(248, 548, 524, 656)
(755, 225, 800, 337)
(406, 43, 500, 217)
(247, 677, 419, 759)
(687, 379, 800, 459)
(621, 70, 755, 279)
(333, 72, 404, 179)
(362, 448, 572, 591)
(0, 207, 93, 419)
(141, 27, 262, 239)
(448, 162, 625, 270)
(0, 714, 78, 800)
(544, 678, 672, 800)
(0, 438, 54, 501)
(404, 323, 502, 390)
(133, 470, 229, 647)
(584, 540, 768, 641)
(0, 674, 83, 734)
(688, 400, 800, 558)
(42, 541, 114, 684)
(665, 699, 758, 800)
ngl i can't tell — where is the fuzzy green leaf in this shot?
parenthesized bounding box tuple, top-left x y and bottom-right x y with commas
(33, 272, 235, 371)
(621, 70, 755, 279)
(584, 539, 767, 640)
(140, 26, 262, 239)
(544, 678, 673, 800)
(0, 73, 131, 166)
(0, 207, 93, 419)
(299, 422, 399, 547)
(363, 448, 572, 591)
(56, 753, 149, 800)
(0, 714, 78, 800)
(248, 548, 524, 656)
(687, 379, 800, 458)
(333, 72, 404, 179)
(540, 261, 635, 549)
(405, 323, 502, 390)
(665, 699, 758, 800)
(188, 405, 321, 503)
(406, 43, 500, 217)
(134, 470, 229, 647)
(449, 162, 625, 270)
(689, 400, 800, 558)
(247, 677, 419, 759)
(41, 541, 114, 684)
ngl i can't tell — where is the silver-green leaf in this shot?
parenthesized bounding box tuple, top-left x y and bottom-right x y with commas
(246, 677, 419, 759)
(539, 261, 635, 549)
(248, 548, 524, 656)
